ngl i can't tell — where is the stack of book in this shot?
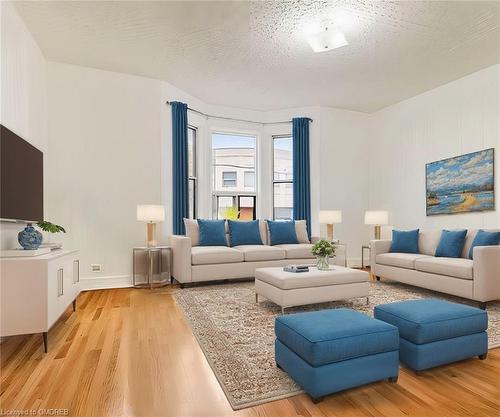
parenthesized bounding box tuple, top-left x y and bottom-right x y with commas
(283, 265, 310, 273)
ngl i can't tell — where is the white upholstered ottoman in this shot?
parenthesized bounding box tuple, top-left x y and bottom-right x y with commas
(255, 266, 369, 313)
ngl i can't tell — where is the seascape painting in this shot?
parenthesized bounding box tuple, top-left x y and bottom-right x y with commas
(426, 148, 495, 216)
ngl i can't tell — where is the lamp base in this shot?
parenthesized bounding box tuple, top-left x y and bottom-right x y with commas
(147, 222, 157, 247)
(374, 225, 381, 240)
(326, 224, 334, 242)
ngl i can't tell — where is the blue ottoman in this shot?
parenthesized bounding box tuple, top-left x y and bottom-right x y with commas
(275, 309, 399, 403)
(374, 299, 488, 371)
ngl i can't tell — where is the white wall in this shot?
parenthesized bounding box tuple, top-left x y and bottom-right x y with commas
(369, 64, 500, 232)
(0, 2, 48, 249)
(320, 107, 371, 262)
(47, 62, 165, 286)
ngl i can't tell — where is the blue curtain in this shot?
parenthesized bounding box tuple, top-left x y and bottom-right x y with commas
(292, 117, 312, 238)
(172, 101, 188, 235)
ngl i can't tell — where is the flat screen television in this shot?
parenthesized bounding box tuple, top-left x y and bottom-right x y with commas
(1, 124, 43, 222)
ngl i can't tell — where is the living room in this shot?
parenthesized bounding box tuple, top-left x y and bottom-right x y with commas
(1, 1, 499, 416)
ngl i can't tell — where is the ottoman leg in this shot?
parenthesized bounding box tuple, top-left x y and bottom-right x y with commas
(388, 376, 398, 383)
(311, 396, 324, 404)
(375, 276, 380, 281)
(276, 363, 282, 369)
(281, 306, 286, 315)
(479, 353, 488, 360)
(255, 293, 259, 303)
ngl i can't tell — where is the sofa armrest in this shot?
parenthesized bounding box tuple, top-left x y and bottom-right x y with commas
(370, 240, 392, 268)
(473, 246, 500, 302)
(170, 235, 192, 284)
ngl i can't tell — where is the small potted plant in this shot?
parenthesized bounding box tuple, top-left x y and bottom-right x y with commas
(311, 239, 336, 270)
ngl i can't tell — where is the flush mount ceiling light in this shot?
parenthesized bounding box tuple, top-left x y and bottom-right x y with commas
(305, 20, 348, 53)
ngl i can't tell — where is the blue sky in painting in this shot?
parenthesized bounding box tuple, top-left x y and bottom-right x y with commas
(426, 149, 494, 194)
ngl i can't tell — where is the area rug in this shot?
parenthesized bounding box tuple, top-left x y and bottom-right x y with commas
(173, 280, 500, 410)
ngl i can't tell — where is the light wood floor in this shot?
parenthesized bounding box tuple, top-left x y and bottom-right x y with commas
(1, 287, 499, 417)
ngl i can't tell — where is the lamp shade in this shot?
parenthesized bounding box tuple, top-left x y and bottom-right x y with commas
(364, 210, 389, 225)
(319, 210, 342, 224)
(137, 205, 165, 222)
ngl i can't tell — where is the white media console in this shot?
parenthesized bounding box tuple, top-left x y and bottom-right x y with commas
(0, 249, 80, 352)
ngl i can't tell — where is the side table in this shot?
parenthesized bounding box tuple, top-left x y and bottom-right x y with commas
(133, 246, 172, 288)
(361, 245, 370, 269)
(332, 243, 347, 267)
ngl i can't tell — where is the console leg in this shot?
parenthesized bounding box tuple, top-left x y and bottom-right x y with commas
(388, 376, 398, 383)
(72, 299, 76, 312)
(479, 353, 488, 360)
(42, 332, 48, 353)
(311, 396, 324, 404)
(479, 302, 487, 310)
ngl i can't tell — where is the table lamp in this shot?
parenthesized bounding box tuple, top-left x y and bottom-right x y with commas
(364, 210, 389, 240)
(137, 205, 165, 247)
(319, 210, 342, 241)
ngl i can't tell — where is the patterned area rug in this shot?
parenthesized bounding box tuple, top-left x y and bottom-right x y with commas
(173, 280, 500, 410)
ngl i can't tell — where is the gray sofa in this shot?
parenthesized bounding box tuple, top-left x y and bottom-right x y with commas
(370, 229, 500, 308)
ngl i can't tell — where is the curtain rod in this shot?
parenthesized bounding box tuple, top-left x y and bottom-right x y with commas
(165, 101, 312, 125)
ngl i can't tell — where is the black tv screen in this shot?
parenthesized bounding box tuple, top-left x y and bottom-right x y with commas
(1, 124, 43, 222)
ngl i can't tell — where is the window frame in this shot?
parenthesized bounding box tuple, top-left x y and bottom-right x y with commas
(272, 134, 293, 220)
(210, 130, 259, 219)
(188, 125, 197, 219)
(222, 171, 237, 187)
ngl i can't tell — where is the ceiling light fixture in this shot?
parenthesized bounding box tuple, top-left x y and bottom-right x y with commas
(305, 20, 348, 53)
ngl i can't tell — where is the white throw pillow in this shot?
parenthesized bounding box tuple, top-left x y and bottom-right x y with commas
(295, 220, 310, 244)
(183, 218, 199, 246)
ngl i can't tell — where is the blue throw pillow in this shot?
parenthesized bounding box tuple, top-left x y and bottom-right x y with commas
(197, 219, 227, 246)
(267, 220, 298, 245)
(468, 230, 500, 259)
(228, 220, 263, 247)
(435, 229, 467, 258)
(390, 229, 420, 254)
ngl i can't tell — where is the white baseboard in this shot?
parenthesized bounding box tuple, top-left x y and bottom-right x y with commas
(80, 275, 133, 291)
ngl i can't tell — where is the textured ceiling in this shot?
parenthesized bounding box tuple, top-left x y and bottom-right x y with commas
(13, 1, 500, 113)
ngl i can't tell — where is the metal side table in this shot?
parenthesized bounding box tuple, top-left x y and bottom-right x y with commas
(361, 245, 371, 269)
(133, 246, 172, 288)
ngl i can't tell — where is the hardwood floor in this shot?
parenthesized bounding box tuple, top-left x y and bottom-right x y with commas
(1, 287, 499, 417)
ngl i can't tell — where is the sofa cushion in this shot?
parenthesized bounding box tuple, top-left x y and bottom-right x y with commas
(390, 229, 420, 254)
(275, 243, 314, 259)
(233, 245, 285, 262)
(414, 256, 473, 280)
(228, 220, 263, 246)
(295, 220, 310, 244)
(198, 219, 228, 246)
(376, 253, 429, 270)
(468, 229, 500, 259)
(418, 230, 442, 256)
(191, 246, 243, 265)
(184, 218, 199, 246)
(374, 299, 488, 344)
(275, 309, 399, 367)
(267, 220, 299, 245)
(435, 229, 467, 258)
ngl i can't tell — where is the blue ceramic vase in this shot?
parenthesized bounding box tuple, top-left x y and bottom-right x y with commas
(18, 223, 43, 250)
